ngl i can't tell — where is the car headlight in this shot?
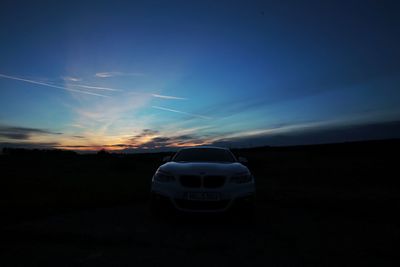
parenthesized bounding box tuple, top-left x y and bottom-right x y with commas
(153, 170, 175, 182)
(230, 173, 253, 183)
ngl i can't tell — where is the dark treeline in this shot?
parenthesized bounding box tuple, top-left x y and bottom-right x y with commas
(3, 138, 400, 158)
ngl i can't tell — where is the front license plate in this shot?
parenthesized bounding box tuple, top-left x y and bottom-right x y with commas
(187, 192, 220, 201)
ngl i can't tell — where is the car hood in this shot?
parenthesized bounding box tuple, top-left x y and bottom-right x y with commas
(158, 162, 249, 176)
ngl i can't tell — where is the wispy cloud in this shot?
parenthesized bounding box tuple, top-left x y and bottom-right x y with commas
(133, 134, 208, 149)
(152, 105, 211, 119)
(62, 76, 81, 82)
(130, 129, 159, 140)
(0, 73, 109, 97)
(151, 94, 186, 100)
(0, 125, 62, 141)
(95, 72, 117, 78)
(95, 71, 145, 78)
(0, 142, 59, 150)
(209, 120, 400, 148)
(126, 128, 209, 149)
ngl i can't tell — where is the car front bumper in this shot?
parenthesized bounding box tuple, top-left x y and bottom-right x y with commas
(151, 180, 255, 212)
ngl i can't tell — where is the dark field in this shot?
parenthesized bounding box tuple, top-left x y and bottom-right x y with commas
(1, 140, 399, 266)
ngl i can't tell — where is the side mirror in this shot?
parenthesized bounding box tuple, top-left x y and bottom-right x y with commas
(162, 156, 171, 162)
(238, 156, 248, 164)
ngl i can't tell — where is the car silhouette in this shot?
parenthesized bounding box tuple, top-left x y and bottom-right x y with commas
(150, 146, 256, 214)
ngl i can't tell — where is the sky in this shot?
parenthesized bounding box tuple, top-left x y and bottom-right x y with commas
(1, 0, 400, 152)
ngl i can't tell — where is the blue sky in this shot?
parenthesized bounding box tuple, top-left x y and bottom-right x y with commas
(1, 0, 400, 151)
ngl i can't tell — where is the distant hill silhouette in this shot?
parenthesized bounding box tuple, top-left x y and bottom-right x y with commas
(2, 138, 400, 158)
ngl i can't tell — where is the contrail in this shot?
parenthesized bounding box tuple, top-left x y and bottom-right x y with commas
(0, 73, 187, 99)
(69, 84, 122, 91)
(69, 84, 186, 99)
(152, 105, 210, 119)
(68, 85, 184, 98)
(0, 73, 109, 97)
(151, 94, 186, 100)
(95, 71, 145, 78)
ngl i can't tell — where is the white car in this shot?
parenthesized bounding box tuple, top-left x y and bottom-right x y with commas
(150, 146, 256, 213)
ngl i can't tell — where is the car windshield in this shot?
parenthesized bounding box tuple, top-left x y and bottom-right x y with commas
(173, 148, 236, 163)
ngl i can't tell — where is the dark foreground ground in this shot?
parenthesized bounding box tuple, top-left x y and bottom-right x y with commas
(0, 140, 399, 266)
